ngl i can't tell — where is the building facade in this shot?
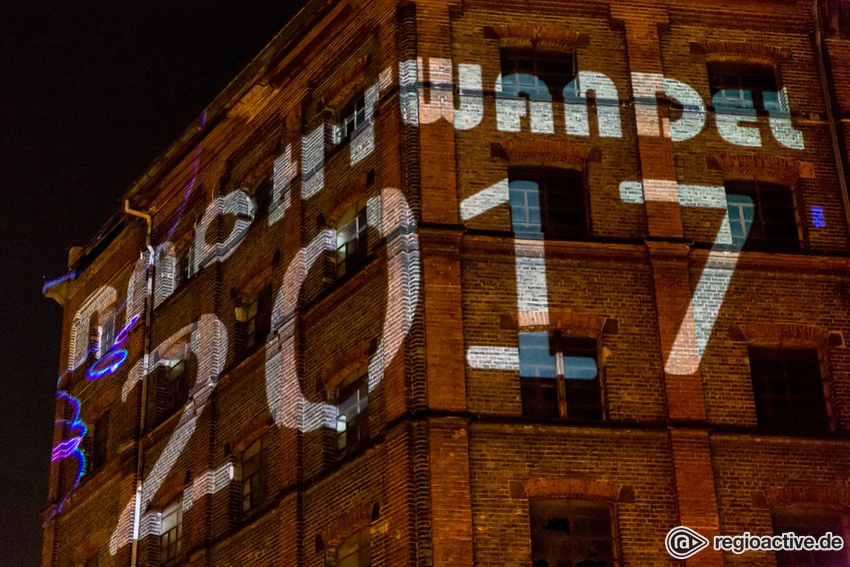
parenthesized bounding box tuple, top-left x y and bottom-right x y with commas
(42, 0, 850, 565)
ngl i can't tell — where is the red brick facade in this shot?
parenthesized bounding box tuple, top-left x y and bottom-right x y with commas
(42, 0, 850, 566)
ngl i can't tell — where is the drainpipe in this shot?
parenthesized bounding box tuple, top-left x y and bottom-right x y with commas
(124, 199, 155, 567)
(813, 0, 850, 232)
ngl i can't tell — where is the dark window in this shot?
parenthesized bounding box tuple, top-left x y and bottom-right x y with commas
(164, 356, 190, 418)
(509, 168, 588, 239)
(336, 206, 368, 278)
(330, 527, 370, 567)
(500, 49, 575, 101)
(708, 62, 783, 112)
(84, 553, 99, 567)
(749, 347, 830, 435)
(725, 180, 798, 250)
(241, 437, 267, 518)
(91, 411, 109, 471)
(772, 510, 847, 566)
(336, 372, 369, 456)
(160, 496, 183, 565)
(253, 175, 272, 219)
(519, 332, 602, 420)
(244, 285, 273, 353)
(530, 499, 618, 567)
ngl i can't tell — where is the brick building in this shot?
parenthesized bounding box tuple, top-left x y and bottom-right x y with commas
(41, 0, 850, 565)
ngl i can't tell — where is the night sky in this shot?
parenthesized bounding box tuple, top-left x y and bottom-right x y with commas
(0, 3, 304, 564)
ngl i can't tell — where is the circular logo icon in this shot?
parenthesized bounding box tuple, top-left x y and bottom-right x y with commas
(665, 526, 710, 560)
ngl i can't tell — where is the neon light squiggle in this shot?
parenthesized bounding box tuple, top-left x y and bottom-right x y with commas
(87, 349, 128, 380)
(52, 391, 88, 510)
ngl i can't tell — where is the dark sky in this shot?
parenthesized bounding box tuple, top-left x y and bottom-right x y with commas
(0, 3, 304, 564)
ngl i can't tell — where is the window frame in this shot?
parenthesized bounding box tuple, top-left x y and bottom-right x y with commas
(529, 498, 620, 567)
(242, 284, 273, 354)
(724, 179, 800, 250)
(707, 61, 785, 113)
(240, 436, 268, 519)
(748, 346, 832, 435)
(336, 204, 369, 279)
(159, 496, 183, 565)
(335, 371, 370, 457)
(163, 351, 190, 419)
(91, 410, 109, 472)
(328, 526, 371, 567)
(508, 166, 590, 240)
(499, 47, 578, 102)
(518, 331, 604, 421)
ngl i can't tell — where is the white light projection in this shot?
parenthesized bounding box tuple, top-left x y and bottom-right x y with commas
(110, 314, 229, 554)
(51, 58, 811, 554)
(264, 187, 420, 432)
(67, 286, 118, 372)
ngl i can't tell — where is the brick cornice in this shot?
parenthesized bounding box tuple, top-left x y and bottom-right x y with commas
(695, 40, 792, 65)
(512, 477, 635, 503)
(502, 310, 610, 338)
(496, 139, 592, 170)
(755, 485, 850, 511)
(708, 153, 813, 186)
(733, 322, 830, 348)
(489, 24, 583, 52)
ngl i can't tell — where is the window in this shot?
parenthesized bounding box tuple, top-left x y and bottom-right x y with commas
(772, 509, 847, 566)
(509, 168, 588, 240)
(253, 175, 272, 220)
(339, 94, 368, 143)
(708, 62, 783, 112)
(243, 284, 272, 353)
(530, 499, 618, 567)
(329, 527, 370, 567)
(336, 205, 368, 278)
(91, 411, 109, 471)
(163, 355, 190, 418)
(98, 312, 116, 356)
(84, 552, 99, 567)
(336, 372, 369, 456)
(725, 180, 798, 249)
(500, 49, 576, 101)
(160, 496, 183, 565)
(749, 347, 830, 435)
(241, 437, 267, 518)
(175, 244, 195, 289)
(519, 332, 602, 420)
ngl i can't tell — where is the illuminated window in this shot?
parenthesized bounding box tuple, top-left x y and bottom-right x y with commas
(160, 496, 183, 565)
(749, 347, 830, 435)
(163, 355, 190, 418)
(772, 509, 847, 566)
(725, 180, 798, 249)
(339, 94, 368, 143)
(328, 527, 370, 567)
(91, 411, 109, 472)
(241, 437, 268, 518)
(243, 284, 273, 353)
(530, 499, 618, 567)
(336, 205, 368, 278)
(98, 312, 116, 356)
(336, 372, 369, 456)
(509, 168, 588, 240)
(519, 332, 602, 420)
(500, 49, 575, 101)
(708, 62, 783, 112)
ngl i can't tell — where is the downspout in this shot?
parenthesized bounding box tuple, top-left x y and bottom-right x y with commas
(124, 200, 155, 567)
(813, 0, 850, 231)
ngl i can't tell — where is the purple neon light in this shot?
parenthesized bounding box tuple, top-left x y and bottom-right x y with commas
(114, 313, 140, 346)
(52, 391, 88, 505)
(87, 349, 128, 380)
